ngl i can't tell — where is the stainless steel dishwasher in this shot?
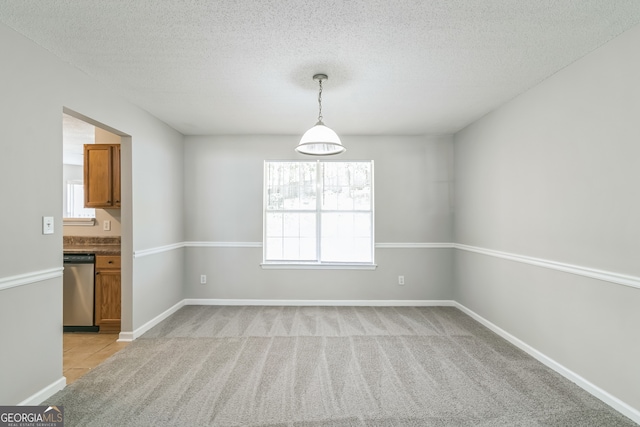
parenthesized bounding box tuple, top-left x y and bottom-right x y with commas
(63, 253, 97, 331)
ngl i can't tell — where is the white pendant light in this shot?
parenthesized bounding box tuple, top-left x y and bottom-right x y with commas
(296, 74, 345, 156)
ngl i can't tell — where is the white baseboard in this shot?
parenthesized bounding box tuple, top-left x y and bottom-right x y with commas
(118, 299, 186, 342)
(453, 302, 640, 425)
(183, 298, 456, 307)
(117, 331, 134, 342)
(18, 377, 66, 405)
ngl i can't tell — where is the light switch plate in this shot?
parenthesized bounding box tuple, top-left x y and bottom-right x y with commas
(42, 216, 54, 235)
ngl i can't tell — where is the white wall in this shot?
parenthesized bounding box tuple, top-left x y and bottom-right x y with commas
(0, 23, 184, 404)
(454, 24, 640, 415)
(183, 135, 454, 301)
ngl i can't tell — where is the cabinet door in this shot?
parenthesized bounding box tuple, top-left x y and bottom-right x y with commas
(95, 269, 121, 332)
(84, 144, 113, 208)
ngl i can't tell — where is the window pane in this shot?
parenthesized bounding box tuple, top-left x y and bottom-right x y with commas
(265, 163, 283, 210)
(336, 213, 355, 236)
(353, 237, 373, 262)
(321, 213, 371, 238)
(267, 187, 284, 210)
(321, 187, 338, 210)
(283, 213, 300, 237)
(299, 213, 316, 237)
(264, 160, 373, 264)
(353, 187, 371, 210)
(265, 237, 283, 260)
(321, 162, 372, 211)
(267, 162, 316, 211)
(320, 238, 340, 262)
(265, 213, 283, 237)
(336, 186, 354, 210)
(299, 237, 316, 259)
(320, 212, 337, 238)
(283, 238, 300, 259)
(267, 212, 316, 261)
(320, 212, 372, 263)
(300, 183, 316, 209)
(321, 236, 372, 263)
(354, 213, 372, 237)
(65, 182, 95, 218)
(283, 237, 316, 261)
(283, 183, 300, 209)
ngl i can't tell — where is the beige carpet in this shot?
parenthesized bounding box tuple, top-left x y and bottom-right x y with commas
(47, 306, 637, 426)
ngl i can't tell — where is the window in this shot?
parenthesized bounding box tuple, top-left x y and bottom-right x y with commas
(65, 180, 95, 219)
(263, 160, 374, 267)
(63, 112, 96, 221)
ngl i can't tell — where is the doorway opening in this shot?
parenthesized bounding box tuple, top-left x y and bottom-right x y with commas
(61, 107, 132, 383)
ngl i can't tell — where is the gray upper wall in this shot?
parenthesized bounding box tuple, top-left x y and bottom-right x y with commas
(183, 134, 454, 244)
(182, 134, 455, 302)
(454, 24, 640, 277)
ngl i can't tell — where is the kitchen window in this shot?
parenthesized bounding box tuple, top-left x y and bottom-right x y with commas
(65, 180, 95, 219)
(263, 160, 374, 268)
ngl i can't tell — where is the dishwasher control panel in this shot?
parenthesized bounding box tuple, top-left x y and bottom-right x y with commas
(63, 253, 95, 263)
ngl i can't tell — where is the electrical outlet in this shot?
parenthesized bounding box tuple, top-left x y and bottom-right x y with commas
(103, 220, 111, 231)
(200, 275, 207, 284)
(398, 275, 405, 285)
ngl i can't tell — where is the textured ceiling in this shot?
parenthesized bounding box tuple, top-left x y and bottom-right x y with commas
(2, 1, 640, 136)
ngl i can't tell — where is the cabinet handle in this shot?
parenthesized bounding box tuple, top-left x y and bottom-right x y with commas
(96, 272, 100, 275)
(108, 261, 113, 264)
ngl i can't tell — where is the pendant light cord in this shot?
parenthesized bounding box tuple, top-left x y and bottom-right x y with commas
(317, 78, 323, 122)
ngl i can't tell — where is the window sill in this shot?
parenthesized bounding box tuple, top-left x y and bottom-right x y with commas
(63, 218, 96, 226)
(261, 263, 377, 270)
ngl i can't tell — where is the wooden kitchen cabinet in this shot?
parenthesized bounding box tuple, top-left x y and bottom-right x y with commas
(95, 255, 121, 333)
(84, 144, 121, 208)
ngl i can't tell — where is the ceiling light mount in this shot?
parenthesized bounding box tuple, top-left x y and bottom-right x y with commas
(295, 74, 345, 156)
(313, 73, 328, 82)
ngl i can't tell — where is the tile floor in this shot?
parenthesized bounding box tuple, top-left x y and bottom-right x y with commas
(63, 333, 129, 384)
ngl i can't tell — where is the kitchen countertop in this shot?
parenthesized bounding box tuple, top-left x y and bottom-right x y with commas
(63, 236, 121, 256)
(64, 245, 121, 255)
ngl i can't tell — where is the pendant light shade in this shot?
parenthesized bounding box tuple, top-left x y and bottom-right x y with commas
(296, 121, 345, 155)
(296, 74, 345, 156)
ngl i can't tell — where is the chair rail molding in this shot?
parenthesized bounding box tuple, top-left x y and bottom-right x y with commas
(131, 241, 639, 290)
(0, 267, 63, 292)
(455, 243, 640, 290)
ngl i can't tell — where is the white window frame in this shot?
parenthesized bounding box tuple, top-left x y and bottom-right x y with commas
(262, 160, 376, 270)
